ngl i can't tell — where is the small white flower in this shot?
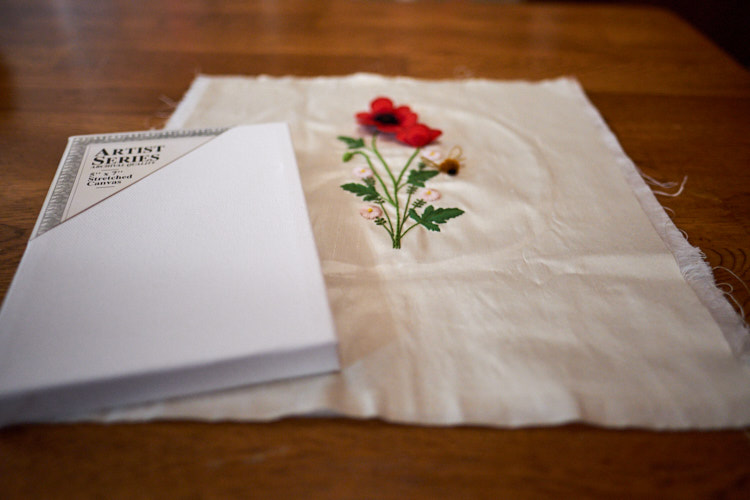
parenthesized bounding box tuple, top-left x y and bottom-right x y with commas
(416, 187, 441, 201)
(352, 166, 373, 178)
(422, 148, 443, 163)
(359, 205, 383, 220)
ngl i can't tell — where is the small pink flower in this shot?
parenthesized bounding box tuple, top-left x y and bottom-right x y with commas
(359, 205, 383, 220)
(416, 187, 441, 201)
(422, 148, 443, 163)
(352, 166, 373, 178)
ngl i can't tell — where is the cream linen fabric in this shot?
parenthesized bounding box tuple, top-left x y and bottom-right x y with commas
(99, 74, 750, 428)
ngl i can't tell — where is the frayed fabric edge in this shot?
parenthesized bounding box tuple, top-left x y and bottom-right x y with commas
(569, 79, 750, 362)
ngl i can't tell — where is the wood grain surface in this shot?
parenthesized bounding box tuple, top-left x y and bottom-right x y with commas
(1, 0, 749, 497)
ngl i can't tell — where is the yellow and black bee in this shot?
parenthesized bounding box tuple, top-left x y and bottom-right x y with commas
(422, 146, 464, 176)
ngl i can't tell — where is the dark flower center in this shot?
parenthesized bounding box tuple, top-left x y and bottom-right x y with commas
(373, 113, 399, 125)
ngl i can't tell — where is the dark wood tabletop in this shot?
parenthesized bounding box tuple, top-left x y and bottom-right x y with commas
(1, 1, 749, 497)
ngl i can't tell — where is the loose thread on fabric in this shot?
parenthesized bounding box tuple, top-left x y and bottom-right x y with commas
(159, 95, 179, 109)
(146, 94, 183, 129)
(713, 266, 750, 327)
(639, 169, 688, 197)
(154, 95, 179, 119)
(714, 266, 750, 295)
(676, 228, 750, 325)
(716, 283, 749, 328)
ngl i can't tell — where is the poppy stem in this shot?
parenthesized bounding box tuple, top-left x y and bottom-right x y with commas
(395, 148, 421, 190)
(370, 133, 402, 241)
(371, 133, 399, 190)
(352, 151, 395, 206)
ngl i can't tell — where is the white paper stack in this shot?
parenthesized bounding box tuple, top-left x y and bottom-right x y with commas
(0, 123, 340, 425)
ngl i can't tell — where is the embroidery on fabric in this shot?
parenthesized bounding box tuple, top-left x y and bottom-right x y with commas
(339, 97, 465, 249)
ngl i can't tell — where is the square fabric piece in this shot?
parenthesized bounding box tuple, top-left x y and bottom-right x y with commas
(101, 74, 750, 428)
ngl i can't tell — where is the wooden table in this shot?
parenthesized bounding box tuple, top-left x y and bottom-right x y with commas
(1, 1, 749, 497)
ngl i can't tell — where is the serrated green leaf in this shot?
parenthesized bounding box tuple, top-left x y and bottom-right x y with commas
(341, 182, 381, 202)
(407, 169, 439, 187)
(409, 205, 464, 232)
(337, 136, 365, 149)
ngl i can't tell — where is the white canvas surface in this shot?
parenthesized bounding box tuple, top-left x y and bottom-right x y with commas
(88, 75, 750, 428)
(0, 124, 339, 425)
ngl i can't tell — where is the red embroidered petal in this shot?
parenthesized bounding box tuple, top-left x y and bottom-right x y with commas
(394, 106, 418, 126)
(355, 111, 377, 126)
(396, 123, 442, 147)
(370, 97, 395, 113)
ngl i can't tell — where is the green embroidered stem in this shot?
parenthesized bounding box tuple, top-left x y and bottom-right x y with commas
(394, 201, 402, 248)
(396, 148, 421, 190)
(371, 133, 399, 191)
(370, 133, 402, 247)
(352, 150, 395, 206)
(400, 222, 420, 239)
(394, 150, 421, 246)
(378, 200, 395, 238)
(398, 189, 415, 238)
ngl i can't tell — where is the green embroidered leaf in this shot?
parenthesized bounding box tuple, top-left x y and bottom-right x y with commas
(337, 136, 365, 149)
(409, 205, 464, 232)
(342, 151, 354, 162)
(407, 169, 439, 187)
(341, 182, 381, 202)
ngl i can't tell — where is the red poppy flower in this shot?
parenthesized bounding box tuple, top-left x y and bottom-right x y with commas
(356, 97, 418, 134)
(396, 123, 442, 148)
